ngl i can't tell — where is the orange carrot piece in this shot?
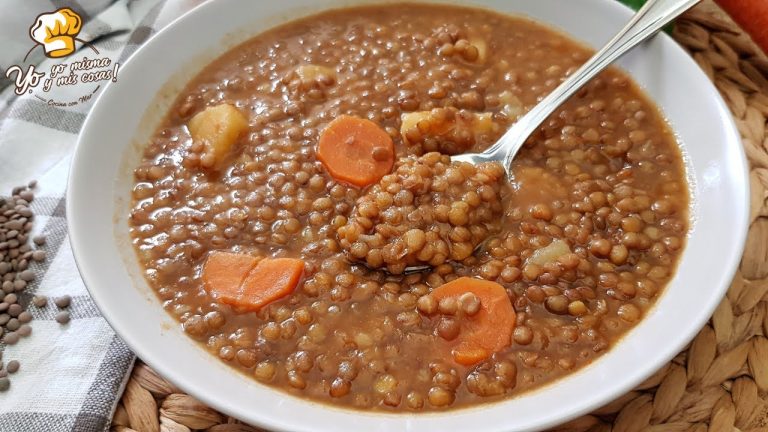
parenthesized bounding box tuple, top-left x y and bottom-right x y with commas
(317, 115, 395, 187)
(453, 347, 491, 366)
(430, 277, 516, 366)
(202, 251, 259, 305)
(715, 0, 768, 54)
(235, 258, 305, 312)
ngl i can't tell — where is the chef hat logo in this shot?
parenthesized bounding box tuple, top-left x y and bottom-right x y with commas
(29, 8, 83, 58)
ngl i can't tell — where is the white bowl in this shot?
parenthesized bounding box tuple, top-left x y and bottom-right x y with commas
(68, 0, 749, 431)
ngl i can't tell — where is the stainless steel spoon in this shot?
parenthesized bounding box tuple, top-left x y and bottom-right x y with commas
(401, 0, 700, 274)
(451, 0, 701, 176)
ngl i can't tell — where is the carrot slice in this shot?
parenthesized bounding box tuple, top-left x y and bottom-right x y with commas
(715, 0, 768, 55)
(453, 347, 491, 366)
(317, 115, 395, 187)
(236, 258, 305, 312)
(202, 251, 259, 304)
(202, 253, 304, 312)
(430, 277, 516, 366)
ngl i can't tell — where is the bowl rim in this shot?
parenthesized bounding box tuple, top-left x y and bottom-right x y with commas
(67, 0, 750, 431)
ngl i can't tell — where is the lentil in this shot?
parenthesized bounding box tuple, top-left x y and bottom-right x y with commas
(32, 295, 47, 307)
(55, 311, 71, 325)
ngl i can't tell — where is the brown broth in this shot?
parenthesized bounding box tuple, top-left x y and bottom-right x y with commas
(129, 3, 688, 411)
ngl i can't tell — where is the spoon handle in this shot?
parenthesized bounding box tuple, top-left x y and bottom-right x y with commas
(485, 0, 700, 167)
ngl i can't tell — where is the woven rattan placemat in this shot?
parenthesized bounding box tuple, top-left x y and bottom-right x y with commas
(110, 2, 768, 431)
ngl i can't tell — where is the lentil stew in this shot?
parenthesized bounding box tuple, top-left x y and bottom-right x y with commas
(129, 3, 689, 411)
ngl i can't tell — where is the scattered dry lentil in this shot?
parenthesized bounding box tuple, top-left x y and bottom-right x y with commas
(32, 295, 47, 307)
(17, 325, 31, 337)
(0, 183, 62, 393)
(54, 295, 71, 309)
(3, 332, 19, 345)
(55, 311, 71, 325)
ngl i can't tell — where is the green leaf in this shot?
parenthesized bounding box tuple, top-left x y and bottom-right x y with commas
(617, 0, 647, 10)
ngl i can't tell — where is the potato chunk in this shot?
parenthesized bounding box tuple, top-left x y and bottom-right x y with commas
(527, 240, 571, 266)
(467, 35, 488, 64)
(188, 104, 248, 169)
(499, 91, 524, 120)
(294, 65, 336, 88)
(400, 107, 501, 155)
(283, 65, 337, 100)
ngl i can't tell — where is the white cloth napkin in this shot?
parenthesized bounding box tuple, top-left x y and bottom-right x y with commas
(0, 1, 204, 430)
